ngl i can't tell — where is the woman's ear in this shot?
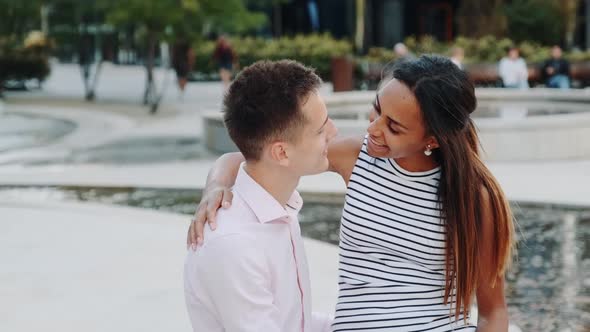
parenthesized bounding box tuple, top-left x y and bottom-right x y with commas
(426, 136, 440, 150)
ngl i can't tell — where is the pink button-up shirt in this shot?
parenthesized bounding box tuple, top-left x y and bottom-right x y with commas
(184, 164, 332, 332)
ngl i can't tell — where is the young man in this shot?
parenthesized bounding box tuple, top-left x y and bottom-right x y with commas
(542, 45, 571, 89)
(184, 60, 337, 331)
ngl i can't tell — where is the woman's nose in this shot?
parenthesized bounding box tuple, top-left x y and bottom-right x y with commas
(367, 115, 382, 136)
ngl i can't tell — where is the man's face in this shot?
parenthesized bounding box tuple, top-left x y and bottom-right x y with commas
(509, 49, 519, 59)
(552, 47, 562, 59)
(286, 91, 337, 176)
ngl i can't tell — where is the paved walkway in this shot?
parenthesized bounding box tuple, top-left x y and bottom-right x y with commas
(0, 201, 339, 332)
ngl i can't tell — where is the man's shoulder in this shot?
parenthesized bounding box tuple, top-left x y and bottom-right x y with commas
(198, 195, 265, 248)
(187, 230, 265, 268)
(210, 191, 259, 230)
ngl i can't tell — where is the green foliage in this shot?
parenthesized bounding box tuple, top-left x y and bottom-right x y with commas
(454, 36, 552, 63)
(193, 33, 353, 80)
(566, 50, 590, 62)
(0, 36, 50, 82)
(101, 0, 267, 37)
(404, 35, 448, 56)
(199, 0, 267, 34)
(503, 0, 563, 46)
(101, 0, 199, 32)
(361, 47, 395, 64)
(0, 0, 42, 38)
(356, 34, 590, 68)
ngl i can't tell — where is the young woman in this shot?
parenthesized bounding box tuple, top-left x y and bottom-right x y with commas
(188, 55, 515, 331)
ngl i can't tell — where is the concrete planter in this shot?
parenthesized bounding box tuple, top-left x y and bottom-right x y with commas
(331, 56, 354, 92)
(202, 89, 590, 161)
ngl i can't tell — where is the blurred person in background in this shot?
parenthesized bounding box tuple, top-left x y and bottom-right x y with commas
(450, 46, 465, 70)
(213, 35, 237, 90)
(171, 37, 194, 99)
(393, 42, 416, 62)
(499, 47, 529, 89)
(541, 45, 571, 89)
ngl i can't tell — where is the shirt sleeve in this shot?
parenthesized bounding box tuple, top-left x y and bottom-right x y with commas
(198, 235, 282, 332)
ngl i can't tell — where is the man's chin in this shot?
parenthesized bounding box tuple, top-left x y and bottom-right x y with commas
(306, 160, 330, 176)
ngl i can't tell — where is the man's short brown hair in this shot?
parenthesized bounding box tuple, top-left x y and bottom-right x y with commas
(223, 60, 322, 160)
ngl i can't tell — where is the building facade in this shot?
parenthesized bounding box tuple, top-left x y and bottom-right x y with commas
(269, 0, 589, 51)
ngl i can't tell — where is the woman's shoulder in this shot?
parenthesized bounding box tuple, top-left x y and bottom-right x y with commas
(328, 135, 364, 184)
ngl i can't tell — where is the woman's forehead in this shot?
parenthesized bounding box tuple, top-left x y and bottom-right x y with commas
(378, 79, 421, 120)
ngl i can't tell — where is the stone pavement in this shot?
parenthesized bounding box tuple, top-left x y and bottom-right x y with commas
(0, 200, 339, 332)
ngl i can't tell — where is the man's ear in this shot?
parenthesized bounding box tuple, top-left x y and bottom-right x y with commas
(269, 141, 290, 167)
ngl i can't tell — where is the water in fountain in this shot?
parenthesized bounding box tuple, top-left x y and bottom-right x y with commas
(0, 113, 75, 153)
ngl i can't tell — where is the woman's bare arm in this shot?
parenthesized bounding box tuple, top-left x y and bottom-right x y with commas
(187, 152, 244, 248)
(327, 135, 364, 185)
(187, 135, 363, 249)
(475, 187, 510, 332)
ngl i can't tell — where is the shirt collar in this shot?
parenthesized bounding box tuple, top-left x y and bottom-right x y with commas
(233, 162, 303, 224)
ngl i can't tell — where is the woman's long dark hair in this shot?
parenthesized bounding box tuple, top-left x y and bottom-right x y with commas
(391, 55, 515, 318)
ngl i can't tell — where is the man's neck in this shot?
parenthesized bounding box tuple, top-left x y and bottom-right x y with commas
(243, 162, 299, 207)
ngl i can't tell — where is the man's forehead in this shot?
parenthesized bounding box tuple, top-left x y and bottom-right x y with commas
(301, 91, 325, 113)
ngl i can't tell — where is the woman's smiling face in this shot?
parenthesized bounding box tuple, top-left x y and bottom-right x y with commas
(366, 78, 433, 159)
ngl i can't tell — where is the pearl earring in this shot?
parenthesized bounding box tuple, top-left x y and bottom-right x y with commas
(424, 145, 432, 156)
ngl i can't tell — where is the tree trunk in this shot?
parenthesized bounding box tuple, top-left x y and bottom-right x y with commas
(273, 4, 282, 37)
(586, 0, 590, 50)
(41, 3, 50, 36)
(354, 0, 365, 54)
(143, 30, 162, 114)
(80, 59, 103, 101)
(561, 0, 581, 49)
(143, 31, 157, 107)
(81, 64, 92, 100)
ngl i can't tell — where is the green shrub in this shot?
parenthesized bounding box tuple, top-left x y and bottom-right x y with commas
(0, 36, 51, 82)
(359, 35, 556, 65)
(503, 0, 562, 46)
(567, 50, 590, 62)
(0, 53, 50, 82)
(192, 33, 352, 80)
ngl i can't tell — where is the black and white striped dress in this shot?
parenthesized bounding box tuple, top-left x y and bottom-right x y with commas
(332, 138, 477, 331)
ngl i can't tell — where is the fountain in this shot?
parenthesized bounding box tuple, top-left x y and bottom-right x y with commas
(0, 112, 75, 154)
(203, 89, 590, 161)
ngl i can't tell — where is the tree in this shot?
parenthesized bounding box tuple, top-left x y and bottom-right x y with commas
(100, 0, 197, 112)
(503, 0, 563, 46)
(0, 0, 42, 38)
(503, 0, 581, 48)
(558, 0, 582, 49)
(456, 0, 508, 38)
(244, 0, 290, 37)
(101, 0, 266, 113)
